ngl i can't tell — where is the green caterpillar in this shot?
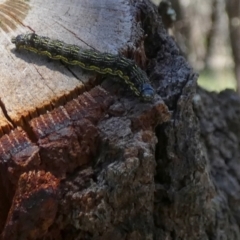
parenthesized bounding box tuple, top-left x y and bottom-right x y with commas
(12, 33, 155, 101)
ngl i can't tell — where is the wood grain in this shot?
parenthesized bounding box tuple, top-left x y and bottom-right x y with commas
(0, 0, 142, 133)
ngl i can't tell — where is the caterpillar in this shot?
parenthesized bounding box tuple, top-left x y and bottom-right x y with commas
(11, 33, 155, 101)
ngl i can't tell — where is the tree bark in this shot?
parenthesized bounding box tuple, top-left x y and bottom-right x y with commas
(0, 0, 240, 239)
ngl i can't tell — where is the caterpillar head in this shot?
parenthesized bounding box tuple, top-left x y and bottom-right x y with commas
(140, 83, 155, 102)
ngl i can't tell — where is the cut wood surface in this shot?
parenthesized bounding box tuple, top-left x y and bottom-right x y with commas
(0, 0, 141, 132)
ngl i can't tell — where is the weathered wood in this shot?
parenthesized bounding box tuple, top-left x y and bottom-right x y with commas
(0, 0, 142, 130)
(0, 0, 170, 239)
(3, 0, 239, 239)
(2, 0, 240, 238)
(2, 170, 60, 240)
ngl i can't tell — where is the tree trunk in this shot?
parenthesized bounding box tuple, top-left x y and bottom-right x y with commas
(0, 0, 240, 239)
(226, 0, 240, 93)
(204, 0, 221, 69)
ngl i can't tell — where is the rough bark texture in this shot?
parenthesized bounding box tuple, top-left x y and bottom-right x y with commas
(1, 0, 240, 239)
(193, 88, 240, 239)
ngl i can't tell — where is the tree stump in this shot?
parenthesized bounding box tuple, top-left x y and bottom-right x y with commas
(1, 0, 239, 239)
(0, 0, 169, 239)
